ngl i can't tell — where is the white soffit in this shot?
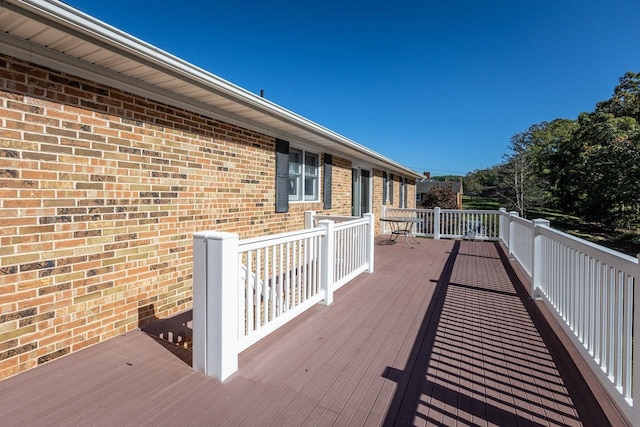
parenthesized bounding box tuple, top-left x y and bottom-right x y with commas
(0, 0, 422, 179)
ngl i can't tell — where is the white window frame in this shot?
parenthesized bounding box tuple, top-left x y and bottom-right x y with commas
(288, 148, 320, 202)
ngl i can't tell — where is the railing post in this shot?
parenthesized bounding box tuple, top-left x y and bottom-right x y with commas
(633, 254, 640, 423)
(318, 220, 335, 306)
(304, 210, 315, 229)
(508, 211, 519, 259)
(193, 231, 239, 382)
(499, 208, 507, 243)
(434, 207, 441, 240)
(531, 219, 550, 298)
(381, 205, 386, 235)
(364, 213, 375, 273)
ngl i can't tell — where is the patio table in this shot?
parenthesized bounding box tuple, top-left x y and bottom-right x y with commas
(380, 217, 421, 248)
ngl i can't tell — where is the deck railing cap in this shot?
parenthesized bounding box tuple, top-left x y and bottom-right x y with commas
(193, 231, 239, 241)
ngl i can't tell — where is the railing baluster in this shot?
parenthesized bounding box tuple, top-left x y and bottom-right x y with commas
(615, 270, 623, 390)
(285, 241, 291, 311)
(255, 248, 261, 329)
(270, 246, 276, 321)
(595, 259, 601, 364)
(605, 265, 613, 375)
(278, 243, 283, 316)
(623, 273, 632, 399)
(263, 247, 269, 324)
(247, 251, 254, 333)
(240, 253, 246, 337)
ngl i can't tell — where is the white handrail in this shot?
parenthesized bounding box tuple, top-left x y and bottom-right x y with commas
(388, 205, 640, 423)
(193, 213, 374, 382)
(383, 207, 501, 241)
(499, 211, 640, 425)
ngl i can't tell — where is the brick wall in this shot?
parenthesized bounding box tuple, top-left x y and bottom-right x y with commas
(0, 54, 367, 379)
(372, 169, 385, 235)
(330, 155, 353, 216)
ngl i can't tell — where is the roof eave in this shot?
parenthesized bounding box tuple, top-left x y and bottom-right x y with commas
(1, 0, 422, 179)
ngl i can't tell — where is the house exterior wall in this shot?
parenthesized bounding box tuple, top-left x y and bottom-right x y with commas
(0, 54, 380, 379)
(408, 182, 416, 209)
(0, 54, 417, 379)
(328, 155, 352, 217)
(372, 169, 385, 235)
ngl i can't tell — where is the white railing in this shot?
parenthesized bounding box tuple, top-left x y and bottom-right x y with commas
(304, 211, 373, 289)
(381, 206, 500, 241)
(193, 204, 640, 423)
(333, 217, 372, 289)
(499, 207, 510, 245)
(305, 211, 359, 227)
(508, 213, 536, 282)
(193, 213, 374, 381)
(500, 209, 640, 425)
(237, 228, 324, 352)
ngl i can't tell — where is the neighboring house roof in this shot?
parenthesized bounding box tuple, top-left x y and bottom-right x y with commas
(0, 0, 422, 180)
(416, 180, 462, 195)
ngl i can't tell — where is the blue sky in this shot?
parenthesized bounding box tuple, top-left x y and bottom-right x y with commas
(64, 0, 640, 176)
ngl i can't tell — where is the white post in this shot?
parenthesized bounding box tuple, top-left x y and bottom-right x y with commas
(499, 208, 507, 243)
(508, 211, 519, 259)
(381, 205, 387, 235)
(318, 220, 335, 306)
(434, 207, 441, 240)
(364, 213, 375, 273)
(192, 231, 239, 382)
(304, 210, 315, 229)
(531, 219, 550, 298)
(633, 254, 640, 424)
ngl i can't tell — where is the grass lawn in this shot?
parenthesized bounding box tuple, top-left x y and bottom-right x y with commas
(462, 196, 640, 256)
(462, 195, 501, 211)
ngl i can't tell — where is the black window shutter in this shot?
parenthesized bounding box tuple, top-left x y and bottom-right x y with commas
(323, 154, 332, 210)
(275, 139, 289, 213)
(382, 172, 387, 204)
(389, 174, 394, 204)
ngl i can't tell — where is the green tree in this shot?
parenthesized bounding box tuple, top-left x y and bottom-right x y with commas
(431, 175, 461, 182)
(528, 119, 578, 211)
(572, 111, 640, 228)
(463, 174, 482, 197)
(497, 126, 547, 216)
(596, 72, 640, 121)
(465, 71, 640, 230)
(420, 185, 458, 209)
(464, 167, 500, 193)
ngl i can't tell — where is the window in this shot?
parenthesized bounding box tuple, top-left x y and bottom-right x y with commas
(401, 178, 408, 208)
(288, 148, 319, 202)
(399, 177, 409, 208)
(352, 168, 371, 216)
(382, 172, 388, 204)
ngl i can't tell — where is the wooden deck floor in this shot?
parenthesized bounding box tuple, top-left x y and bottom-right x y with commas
(0, 238, 621, 426)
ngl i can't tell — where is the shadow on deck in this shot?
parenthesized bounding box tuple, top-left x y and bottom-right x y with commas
(0, 237, 622, 426)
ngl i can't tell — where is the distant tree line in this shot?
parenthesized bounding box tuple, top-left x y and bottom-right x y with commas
(464, 72, 640, 230)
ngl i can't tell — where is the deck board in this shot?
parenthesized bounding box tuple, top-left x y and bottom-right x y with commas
(0, 237, 623, 426)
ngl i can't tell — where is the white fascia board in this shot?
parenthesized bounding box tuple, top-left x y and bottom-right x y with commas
(3, 0, 422, 179)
